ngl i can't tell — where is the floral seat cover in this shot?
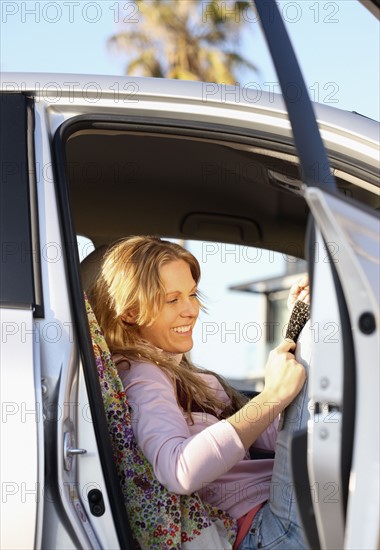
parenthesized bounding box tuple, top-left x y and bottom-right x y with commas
(85, 295, 237, 549)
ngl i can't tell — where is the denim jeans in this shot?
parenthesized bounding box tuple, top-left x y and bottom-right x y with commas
(239, 323, 312, 550)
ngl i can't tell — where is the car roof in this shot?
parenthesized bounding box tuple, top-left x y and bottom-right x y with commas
(1, 72, 379, 140)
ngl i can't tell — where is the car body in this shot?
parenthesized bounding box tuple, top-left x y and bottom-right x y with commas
(1, 3, 379, 549)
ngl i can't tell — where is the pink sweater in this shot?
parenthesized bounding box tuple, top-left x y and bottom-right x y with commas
(118, 360, 278, 520)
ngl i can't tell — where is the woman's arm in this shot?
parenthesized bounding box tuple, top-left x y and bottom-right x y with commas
(228, 276, 310, 449)
(121, 337, 305, 492)
(121, 362, 247, 495)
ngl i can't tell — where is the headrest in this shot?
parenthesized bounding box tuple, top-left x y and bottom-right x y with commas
(80, 244, 109, 293)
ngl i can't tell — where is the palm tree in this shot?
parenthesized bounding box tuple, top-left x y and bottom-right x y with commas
(108, 0, 257, 83)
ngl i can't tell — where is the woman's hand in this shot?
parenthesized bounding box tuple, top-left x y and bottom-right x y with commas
(262, 339, 306, 409)
(287, 274, 310, 312)
(227, 339, 306, 449)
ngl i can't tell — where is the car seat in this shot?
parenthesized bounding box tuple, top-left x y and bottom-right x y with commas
(80, 244, 109, 294)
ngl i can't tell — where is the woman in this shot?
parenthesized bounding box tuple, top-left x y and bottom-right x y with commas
(90, 236, 311, 549)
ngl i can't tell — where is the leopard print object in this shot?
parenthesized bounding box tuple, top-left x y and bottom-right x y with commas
(285, 301, 310, 342)
(278, 301, 310, 431)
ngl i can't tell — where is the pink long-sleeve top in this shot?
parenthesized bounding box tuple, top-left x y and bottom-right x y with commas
(118, 359, 278, 520)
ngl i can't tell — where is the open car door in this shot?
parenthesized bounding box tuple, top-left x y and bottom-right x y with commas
(253, 0, 379, 548)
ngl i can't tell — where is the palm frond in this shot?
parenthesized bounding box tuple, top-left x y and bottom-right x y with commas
(107, 0, 258, 83)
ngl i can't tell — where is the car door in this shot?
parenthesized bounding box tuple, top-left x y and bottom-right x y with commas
(253, 1, 379, 548)
(305, 187, 379, 550)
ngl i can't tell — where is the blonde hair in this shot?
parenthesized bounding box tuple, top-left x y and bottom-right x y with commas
(89, 236, 247, 420)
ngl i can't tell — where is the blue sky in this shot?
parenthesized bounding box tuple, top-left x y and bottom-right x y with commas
(1, 1, 379, 120)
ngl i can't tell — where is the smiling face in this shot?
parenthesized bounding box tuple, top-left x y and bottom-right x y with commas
(137, 259, 200, 354)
